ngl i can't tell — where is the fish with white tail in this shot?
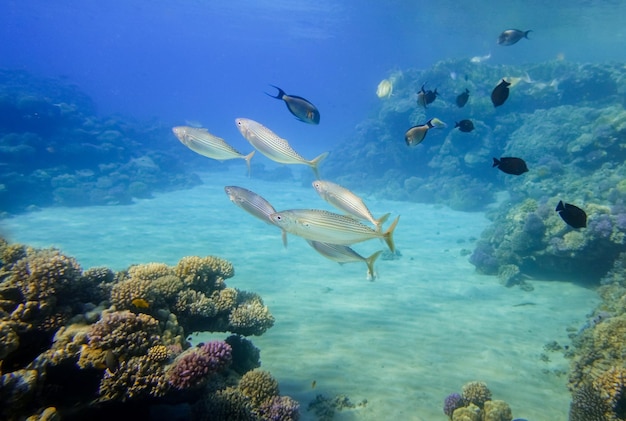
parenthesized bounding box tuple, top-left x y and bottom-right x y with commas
(270, 209, 399, 252)
(306, 240, 382, 281)
(224, 186, 287, 246)
(172, 126, 254, 174)
(312, 180, 389, 232)
(235, 118, 328, 178)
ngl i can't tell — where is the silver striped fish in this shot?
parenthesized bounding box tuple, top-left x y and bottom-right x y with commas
(270, 209, 399, 252)
(306, 240, 382, 281)
(235, 118, 328, 178)
(172, 126, 254, 174)
(312, 180, 389, 232)
(224, 186, 287, 247)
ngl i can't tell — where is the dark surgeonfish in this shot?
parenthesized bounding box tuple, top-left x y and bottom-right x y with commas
(266, 85, 320, 124)
(497, 29, 532, 46)
(556, 200, 587, 229)
(492, 157, 528, 175)
(405, 118, 446, 146)
(456, 88, 470, 108)
(455, 120, 474, 133)
(417, 83, 438, 108)
(491, 79, 511, 107)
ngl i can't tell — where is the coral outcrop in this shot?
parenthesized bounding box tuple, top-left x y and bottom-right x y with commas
(0, 238, 296, 420)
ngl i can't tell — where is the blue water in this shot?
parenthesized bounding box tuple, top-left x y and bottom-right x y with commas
(2, 1, 626, 419)
(2, 0, 625, 158)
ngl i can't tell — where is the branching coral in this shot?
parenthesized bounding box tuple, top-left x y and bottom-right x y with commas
(8, 248, 82, 302)
(88, 310, 161, 358)
(166, 341, 232, 390)
(238, 369, 279, 406)
(461, 381, 492, 409)
(99, 354, 169, 401)
(175, 255, 234, 291)
(229, 297, 275, 336)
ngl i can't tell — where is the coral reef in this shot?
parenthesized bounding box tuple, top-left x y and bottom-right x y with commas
(0, 238, 296, 420)
(442, 381, 517, 421)
(0, 69, 206, 214)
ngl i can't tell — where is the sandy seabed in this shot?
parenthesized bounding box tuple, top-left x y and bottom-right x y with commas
(2, 167, 598, 420)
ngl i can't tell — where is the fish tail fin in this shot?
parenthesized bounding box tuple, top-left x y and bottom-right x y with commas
(556, 200, 565, 212)
(265, 85, 285, 100)
(365, 250, 383, 281)
(525, 30, 532, 39)
(374, 212, 391, 232)
(383, 215, 400, 253)
(310, 151, 329, 179)
(281, 230, 288, 248)
(244, 150, 255, 177)
(492, 157, 500, 167)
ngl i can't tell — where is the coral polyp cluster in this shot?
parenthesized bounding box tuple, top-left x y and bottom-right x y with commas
(442, 381, 516, 421)
(0, 238, 295, 420)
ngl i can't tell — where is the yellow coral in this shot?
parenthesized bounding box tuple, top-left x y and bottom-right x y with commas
(452, 403, 481, 421)
(483, 400, 512, 421)
(228, 299, 275, 336)
(212, 288, 238, 313)
(147, 345, 171, 363)
(238, 369, 279, 406)
(175, 255, 235, 289)
(593, 314, 626, 359)
(563, 231, 587, 251)
(127, 262, 173, 281)
(593, 366, 626, 411)
(461, 381, 492, 409)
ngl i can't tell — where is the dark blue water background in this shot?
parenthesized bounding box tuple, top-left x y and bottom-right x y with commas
(1, 0, 625, 158)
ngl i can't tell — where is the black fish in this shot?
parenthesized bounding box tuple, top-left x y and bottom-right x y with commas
(492, 157, 528, 175)
(417, 84, 438, 108)
(497, 29, 532, 46)
(455, 120, 474, 133)
(405, 118, 436, 147)
(456, 89, 470, 108)
(556, 200, 587, 229)
(266, 85, 320, 124)
(491, 79, 511, 107)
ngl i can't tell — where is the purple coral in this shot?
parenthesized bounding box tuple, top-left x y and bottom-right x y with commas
(200, 340, 233, 371)
(443, 392, 464, 417)
(588, 214, 613, 239)
(257, 395, 300, 421)
(167, 340, 232, 390)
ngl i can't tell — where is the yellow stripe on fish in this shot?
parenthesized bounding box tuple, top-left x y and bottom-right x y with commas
(270, 209, 399, 252)
(312, 180, 390, 232)
(172, 126, 254, 174)
(235, 118, 328, 178)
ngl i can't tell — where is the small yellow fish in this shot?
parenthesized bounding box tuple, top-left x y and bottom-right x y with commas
(376, 79, 393, 99)
(131, 298, 150, 309)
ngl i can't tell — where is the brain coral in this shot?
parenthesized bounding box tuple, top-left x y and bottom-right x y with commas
(461, 381, 492, 409)
(88, 310, 161, 358)
(99, 355, 169, 401)
(238, 369, 279, 406)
